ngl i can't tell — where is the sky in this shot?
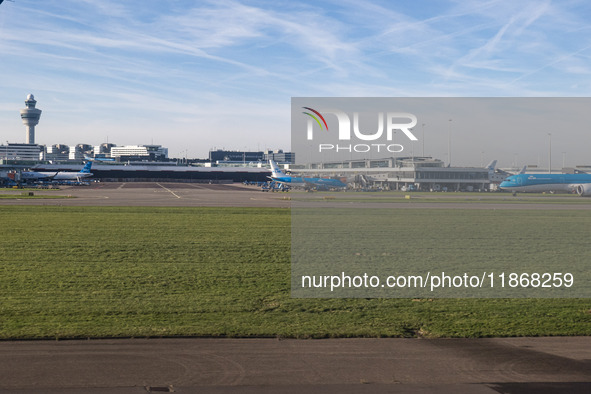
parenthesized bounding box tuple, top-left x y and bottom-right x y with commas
(1, 0, 591, 166)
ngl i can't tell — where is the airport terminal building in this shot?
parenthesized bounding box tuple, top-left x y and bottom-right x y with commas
(297, 157, 494, 191)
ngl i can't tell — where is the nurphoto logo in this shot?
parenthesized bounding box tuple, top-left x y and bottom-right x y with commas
(302, 107, 419, 153)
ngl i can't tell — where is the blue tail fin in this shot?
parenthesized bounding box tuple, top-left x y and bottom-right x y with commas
(80, 161, 92, 173)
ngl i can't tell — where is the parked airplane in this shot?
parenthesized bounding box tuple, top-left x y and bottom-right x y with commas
(268, 160, 347, 190)
(499, 172, 591, 196)
(20, 170, 55, 181)
(21, 162, 93, 182)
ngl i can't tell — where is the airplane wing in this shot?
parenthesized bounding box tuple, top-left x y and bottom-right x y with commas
(301, 178, 328, 191)
(303, 178, 347, 190)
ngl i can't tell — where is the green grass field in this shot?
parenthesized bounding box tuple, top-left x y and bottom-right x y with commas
(296, 190, 591, 205)
(0, 205, 590, 339)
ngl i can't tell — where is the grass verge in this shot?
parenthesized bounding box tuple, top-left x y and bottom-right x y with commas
(0, 206, 589, 339)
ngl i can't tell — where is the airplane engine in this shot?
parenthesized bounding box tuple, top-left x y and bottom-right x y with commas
(575, 184, 591, 196)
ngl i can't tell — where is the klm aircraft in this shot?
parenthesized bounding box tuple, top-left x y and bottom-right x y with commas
(269, 160, 347, 190)
(499, 173, 591, 196)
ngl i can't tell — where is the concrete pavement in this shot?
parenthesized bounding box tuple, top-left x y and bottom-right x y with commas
(1, 337, 590, 393)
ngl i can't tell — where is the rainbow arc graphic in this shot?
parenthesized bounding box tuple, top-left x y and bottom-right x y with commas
(302, 107, 328, 131)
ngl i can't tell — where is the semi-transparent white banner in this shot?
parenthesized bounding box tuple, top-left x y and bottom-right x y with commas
(291, 98, 591, 298)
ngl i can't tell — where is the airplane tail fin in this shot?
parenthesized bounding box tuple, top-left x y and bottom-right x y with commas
(269, 160, 285, 177)
(80, 161, 93, 173)
(485, 160, 497, 171)
(519, 165, 527, 174)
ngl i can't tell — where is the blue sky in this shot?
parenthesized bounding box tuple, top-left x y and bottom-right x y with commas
(1, 0, 591, 165)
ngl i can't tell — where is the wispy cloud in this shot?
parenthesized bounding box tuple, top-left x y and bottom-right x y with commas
(1, 0, 591, 159)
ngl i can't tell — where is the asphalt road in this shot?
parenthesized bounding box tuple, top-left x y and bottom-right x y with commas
(2, 182, 591, 209)
(0, 337, 590, 393)
(0, 182, 292, 207)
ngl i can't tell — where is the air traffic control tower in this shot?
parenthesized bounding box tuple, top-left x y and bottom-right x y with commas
(20, 94, 42, 144)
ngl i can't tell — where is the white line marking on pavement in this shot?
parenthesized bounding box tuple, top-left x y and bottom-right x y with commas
(156, 183, 181, 199)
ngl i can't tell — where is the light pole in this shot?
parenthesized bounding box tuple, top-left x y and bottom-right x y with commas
(391, 130, 396, 158)
(513, 153, 518, 169)
(548, 133, 552, 174)
(421, 123, 425, 157)
(448, 119, 452, 166)
(410, 128, 414, 160)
